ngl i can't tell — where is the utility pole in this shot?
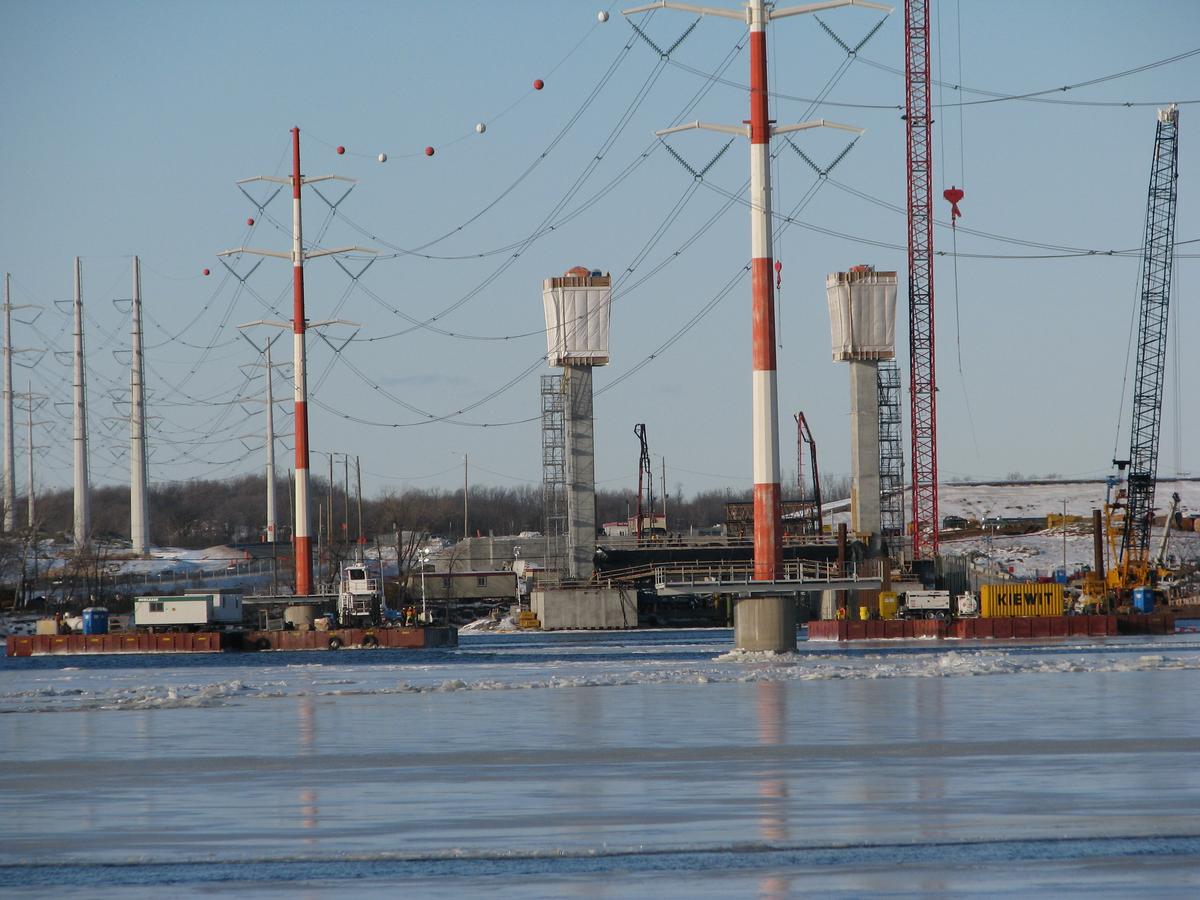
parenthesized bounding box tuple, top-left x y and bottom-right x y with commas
(3, 274, 13, 532)
(72, 257, 91, 549)
(20, 382, 48, 530)
(236, 331, 291, 547)
(5, 287, 41, 533)
(355, 455, 364, 559)
(221, 126, 373, 595)
(343, 453, 350, 550)
(129, 257, 150, 555)
(661, 456, 668, 531)
(265, 341, 277, 544)
(463, 452, 469, 540)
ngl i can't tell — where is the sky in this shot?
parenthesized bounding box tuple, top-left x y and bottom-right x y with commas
(1, 0, 1198, 508)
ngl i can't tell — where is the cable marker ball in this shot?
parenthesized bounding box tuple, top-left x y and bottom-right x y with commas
(598, 11, 609, 22)
(246, 217, 255, 226)
(202, 268, 210, 276)
(533, 79, 544, 90)
(425, 146, 435, 157)
(378, 153, 387, 162)
(336, 145, 345, 155)
(475, 122, 486, 134)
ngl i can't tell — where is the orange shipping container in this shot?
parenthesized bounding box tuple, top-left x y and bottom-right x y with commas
(980, 582, 1064, 618)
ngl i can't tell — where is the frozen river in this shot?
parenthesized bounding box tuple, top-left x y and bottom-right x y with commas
(2, 628, 1199, 897)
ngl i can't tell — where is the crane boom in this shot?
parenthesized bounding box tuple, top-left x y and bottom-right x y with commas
(1112, 105, 1180, 590)
(904, 0, 939, 559)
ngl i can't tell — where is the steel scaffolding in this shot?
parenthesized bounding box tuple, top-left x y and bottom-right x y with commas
(540, 374, 567, 575)
(878, 360, 907, 553)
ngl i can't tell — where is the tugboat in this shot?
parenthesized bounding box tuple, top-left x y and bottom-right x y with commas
(338, 562, 383, 627)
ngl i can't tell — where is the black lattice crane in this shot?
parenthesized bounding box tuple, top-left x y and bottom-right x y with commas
(634, 423, 654, 540)
(1108, 105, 1180, 594)
(795, 412, 823, 535)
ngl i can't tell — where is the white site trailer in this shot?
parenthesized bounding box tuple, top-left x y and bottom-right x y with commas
(134, 594, 244, 629)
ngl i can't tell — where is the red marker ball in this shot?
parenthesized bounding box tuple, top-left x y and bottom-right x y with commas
(202, 268, 210, 276)
(533, 79, 544, 90)
(425, 146, 435, 157)
(336, 145, 345, 155)
(246, 217, 255, 226)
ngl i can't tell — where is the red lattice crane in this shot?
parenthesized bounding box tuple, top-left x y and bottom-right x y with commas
(905, 0, 939, 558)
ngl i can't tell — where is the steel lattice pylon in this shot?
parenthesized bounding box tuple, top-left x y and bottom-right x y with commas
(878, 360, 907, 552)
(540, 374, 567, 575)
(905, 0, 938, 559)
(1120, 105, 1180, 574)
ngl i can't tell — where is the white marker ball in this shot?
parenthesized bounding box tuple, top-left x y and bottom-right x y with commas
(378, 153, 387, 163)
(475, 122, 486, 134)
(598, 11, 609, 23)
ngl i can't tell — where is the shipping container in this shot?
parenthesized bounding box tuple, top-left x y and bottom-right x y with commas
(979, 582, 1064, 618)
(134, 594, 243, 628)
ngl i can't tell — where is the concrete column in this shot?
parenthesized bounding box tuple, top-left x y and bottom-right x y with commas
(563, 365, 596, 580)
(734, 595, 796, 652)
(849, 359, 881, 537)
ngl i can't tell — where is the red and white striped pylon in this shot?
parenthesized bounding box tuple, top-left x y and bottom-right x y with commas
(628, 0, 882, 581)
(221, 127, 373, 595)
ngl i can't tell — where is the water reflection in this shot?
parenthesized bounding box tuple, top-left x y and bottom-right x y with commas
(298, 696, 318, 840)
(755, 679, 790, 899)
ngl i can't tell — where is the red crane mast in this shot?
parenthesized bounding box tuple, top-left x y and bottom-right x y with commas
(905, 0, 939, 559)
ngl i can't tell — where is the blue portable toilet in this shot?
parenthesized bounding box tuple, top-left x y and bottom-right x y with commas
(82, 607, 109, 635)
(1131, 588, 1154, 614)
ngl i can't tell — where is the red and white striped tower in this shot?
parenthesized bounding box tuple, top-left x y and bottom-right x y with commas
(289, 127, 314, 596)
(628, 0, 884, 585)
(221, 128, 373, 596)
(746, 0, 780, 581)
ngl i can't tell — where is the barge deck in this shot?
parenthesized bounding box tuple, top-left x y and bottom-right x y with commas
(6, 625, 458, 657)
(807, 613, 1176, 641)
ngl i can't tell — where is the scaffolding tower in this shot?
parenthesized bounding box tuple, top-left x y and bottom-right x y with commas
(540, 374, 567, 575)
(878, 360, 907, 554)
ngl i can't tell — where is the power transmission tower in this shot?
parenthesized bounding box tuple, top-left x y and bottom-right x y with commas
(627, 0, 881, 581)
(220, 126, 373, 595)
(2, 274, 42, 532)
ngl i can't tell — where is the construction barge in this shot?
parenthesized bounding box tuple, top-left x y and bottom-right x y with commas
(6, 625, 457, 657)
(809, 612, 1176, 642)
(6, 564, 458, 658)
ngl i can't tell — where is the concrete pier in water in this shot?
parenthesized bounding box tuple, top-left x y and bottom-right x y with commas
(734, 595, 796, 652)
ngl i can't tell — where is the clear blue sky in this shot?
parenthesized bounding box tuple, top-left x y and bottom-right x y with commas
(1, 0, 1198, 506)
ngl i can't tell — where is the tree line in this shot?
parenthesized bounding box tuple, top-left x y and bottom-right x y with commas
(19, 473, 850, 549)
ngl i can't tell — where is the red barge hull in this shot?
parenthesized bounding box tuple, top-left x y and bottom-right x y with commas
(807, 614, 1176, 642)
(6, 626, 458, 657)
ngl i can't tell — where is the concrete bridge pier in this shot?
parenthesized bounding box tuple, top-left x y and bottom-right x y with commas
(734, 595, 796, 652)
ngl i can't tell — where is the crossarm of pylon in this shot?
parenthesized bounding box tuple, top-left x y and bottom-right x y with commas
(304, 246, 376, 260)
(300, 175, 355, 186)
(656, 121, 748, 138)
(236, 176, 291, 186)
(772, 119, 863, 137)
(769, 0, 892, 20)
(217, 247, 291, 260)
(237, 319, 291, 330)
(623, 2, 744, 21)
